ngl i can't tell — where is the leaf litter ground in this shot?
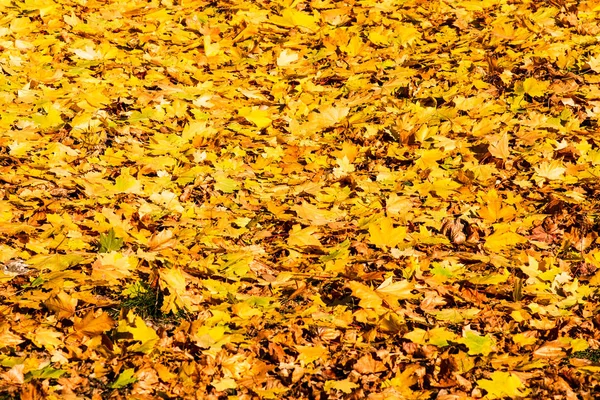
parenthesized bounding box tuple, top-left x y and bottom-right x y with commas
(1, 0, 600, 398)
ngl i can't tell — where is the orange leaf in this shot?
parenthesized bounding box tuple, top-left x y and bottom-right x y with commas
(74, 310, 115, 337)
(353, 354, 387, 374)
(44, 291, 77, 320)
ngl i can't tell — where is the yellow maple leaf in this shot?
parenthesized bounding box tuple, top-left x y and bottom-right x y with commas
(376, 276, 416, 301)
(381, 364, 421, 391)
(459, 329, 496, 356)
(291, 201, 339, 226)
(44, 290, 77, 319)
(325, 379, 359, 394)
(415, 149, 445, 170)
(307, 105, 349, 131)
(522, 77, 549, 97)
(534, 160, 566, 180)
(160, 267, 195, 313)
(74, 310, 115, 337)
(340, 35, 365, 56)
(270, 9, 320, 32)
(116, 310, 159, 353)
(296, 345, 329, 365)
(404, 327, 457, 347)
(239, 107, 273, 129)
(277, 49, 299, 67)
(232, 302, 262, 319)
(478, 189, 516, 223)
(91, 252, 136, 284)
(488, 133, 510, 160)
(192, 323, 229, 349)
(369, 217, 407, 250)
(212, 378, 237, 391)
(32, 105, 63, 130)
(346, 281, 383, 310)
(386, 194, 413, 217)
(0, 325, 23, 348)
(477, 371, 529, 399)
(71, 44, 102, 60)
(333, 156, 355, 178)
(484, 229, 527, 251)
(113, 167, 143, 194)
(83, 89, 110, 108)
(148, 229, 177, 251)
(331, 142, 358, 162)
(28, 327, 62, 351)
(368, 26, 390, 46)
(417, 178, 461, 199)
(397, 24, 422, 47)
(287, 224, 322, 247)
(587, 55, 600, 73)
(203, 35, 220, 57)
(149, 190, 185, 213)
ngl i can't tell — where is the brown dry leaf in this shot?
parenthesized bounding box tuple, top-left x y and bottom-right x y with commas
(353, 354, 387, 374)
(533, 341, 568, 359)
(0, 324, 24, 348)
(420, 291, 447, 313)
(148, 229, 177, 251)
(441, 218, 466, 245)
(2, 364, 25, 385)
(74, 310, 115, 337)
(44, 291, 77, 320)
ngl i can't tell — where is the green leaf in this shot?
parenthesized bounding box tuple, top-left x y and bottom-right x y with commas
(467, 269, 509, 285)
(459, 330, 495, 356)
(110, 368, 137, 389)
(26, 366, 67, 381)
(99, 228, 124, 253)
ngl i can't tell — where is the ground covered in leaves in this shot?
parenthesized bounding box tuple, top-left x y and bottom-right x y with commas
(2, 0, 600, 398)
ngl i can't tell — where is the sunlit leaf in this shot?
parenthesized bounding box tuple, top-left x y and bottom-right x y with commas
(287, 224, 322, 248)
(477, 371, 529, 399)
(534, 160, 566, 181)
(296, 345, 329, 366)
(522, 77, 550, 97)
(324, 378, 359, 394)
(375, 276, 416, 301)
(484, 230, 527, 251)
(116, 311, 159, 354)
(239, 107, 273, 129)
(368, 217, 407, 250)
(110, 368, 137, 389)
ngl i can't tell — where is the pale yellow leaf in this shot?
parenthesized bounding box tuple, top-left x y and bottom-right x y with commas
(484, 230, 527, 251)
(522, 77, 550, 97)
(287, 224, 322, 247)
(239, 107, 273, 129)
(376, 276, 415, 300)
(488, 133, 510, 160)
(277, 49, 299, 67)
(291, 201, 340, 226)
(368, 217, 407, 250)
(534, 160, 566, 180)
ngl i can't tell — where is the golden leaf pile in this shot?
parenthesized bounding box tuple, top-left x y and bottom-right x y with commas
(1, 0, 600, 398)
